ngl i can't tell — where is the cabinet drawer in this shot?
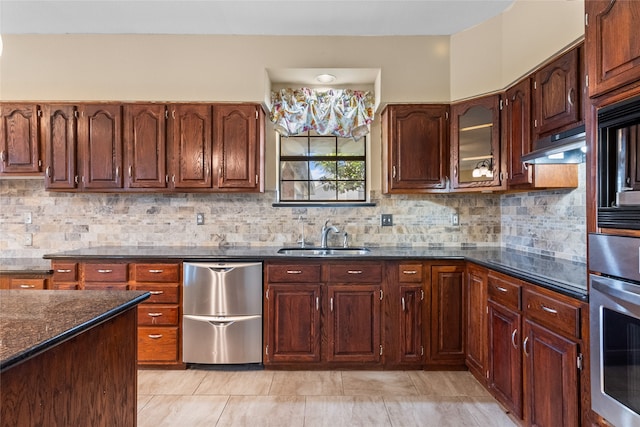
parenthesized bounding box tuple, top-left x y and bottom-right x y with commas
(398, 264, 423, 282)
(136, 283, 180, 304)
(84, 283, 130, 291)
(137, 305, 179, 326)
(138, 327, 178, 362)
(267, 264, 321, 283)
(327, 263, 382, 283)
(9, 278, 46, 290)
(523, 288, 580, 339)
(52, 262, 78, 281)
(133, 263, 180, 283)
(51, 282, 79, 290)
(84, 263, 128, 282)
(487, 274, 520, 310)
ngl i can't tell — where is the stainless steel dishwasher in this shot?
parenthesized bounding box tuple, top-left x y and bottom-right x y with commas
(182, 261, 263, 364)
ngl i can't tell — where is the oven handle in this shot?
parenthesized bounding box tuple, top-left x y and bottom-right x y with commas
(592, 275, 640, 306)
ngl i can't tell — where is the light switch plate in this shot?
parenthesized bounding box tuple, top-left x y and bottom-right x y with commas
(381, 214, 393, 226)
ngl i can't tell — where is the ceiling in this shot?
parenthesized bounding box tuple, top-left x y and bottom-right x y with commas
(0, 0, 515, 36)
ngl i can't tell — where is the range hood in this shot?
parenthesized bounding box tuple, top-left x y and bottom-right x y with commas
(521, 124, 586, 164)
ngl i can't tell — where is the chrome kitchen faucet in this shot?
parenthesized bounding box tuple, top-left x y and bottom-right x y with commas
(320, 220, 340, 248)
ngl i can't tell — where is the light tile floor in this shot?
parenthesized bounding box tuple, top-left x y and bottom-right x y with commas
(138, 369, 520, 427)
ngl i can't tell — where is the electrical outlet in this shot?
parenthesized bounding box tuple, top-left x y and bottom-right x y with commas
(196, 213, 205, 225)
(381, 214, 393, 227)
(451, 212, 460, 226)
(25, 233, 33, 246)
(25, 212, 32, 224)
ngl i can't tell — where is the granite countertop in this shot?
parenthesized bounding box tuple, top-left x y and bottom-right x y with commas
(0, 290, 149, 372)
(44, 245, 588, 301)
(0, 258, 53, 275)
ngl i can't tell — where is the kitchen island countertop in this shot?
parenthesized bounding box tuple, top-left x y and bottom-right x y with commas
(43, 245, 588, 300)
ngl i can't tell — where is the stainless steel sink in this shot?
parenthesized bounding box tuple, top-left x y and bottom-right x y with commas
(277, 247, 371, 256)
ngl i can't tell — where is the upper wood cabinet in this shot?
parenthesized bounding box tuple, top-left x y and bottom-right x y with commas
(78, 104, 124, 190)
(213, 104, 264, 192)
(42, 104, 78, 190)
(450, 95, 504, 191)
(382, 104, 449, 193)
(168, 104, 213, 190)
(0, 103, 42, 174)
(503, 78, 579, 190)
(124, 104, 168, 190)
(532, 45, 584, 139)
(586, 0, 640, 98)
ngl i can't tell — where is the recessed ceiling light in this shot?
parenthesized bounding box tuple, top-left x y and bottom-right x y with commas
(315, 73, 336, 83)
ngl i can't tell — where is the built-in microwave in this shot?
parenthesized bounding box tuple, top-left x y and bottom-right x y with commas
(597, 94, 640, 230)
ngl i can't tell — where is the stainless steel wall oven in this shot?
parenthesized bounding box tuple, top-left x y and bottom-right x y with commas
(590, 233, 640, 426)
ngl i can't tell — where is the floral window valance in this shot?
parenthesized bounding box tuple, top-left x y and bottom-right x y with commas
(270, 88, 375, 139)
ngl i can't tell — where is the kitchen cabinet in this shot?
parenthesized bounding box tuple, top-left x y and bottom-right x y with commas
(264, 261, 382, 367)
(426, 262, 465, 367)
(0, 274, 49, 290)
(264, 263, 322, 363)
(585, 0, 640, 98)
(385, 262, 425, 368)
(78, 104, 124, 190)
(0, 103, 42, 174)
(213, 104, 264, 192)
(503, 78, 579, 190)
(450, 95, 504, 191)
(83, 262, 129, 290)
(465, 263, 487, 382)
(381, 104, 449, 193)
(486, 271, 523, 419)
(124, 103, 168, 189)
(42, 104, 78, 190)
(132, 262, 182, 365)
(532, 45, 584, 139)
(50, 261, 79, 290)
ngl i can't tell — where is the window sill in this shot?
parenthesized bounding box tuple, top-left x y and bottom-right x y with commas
(272, 202, 376, 208)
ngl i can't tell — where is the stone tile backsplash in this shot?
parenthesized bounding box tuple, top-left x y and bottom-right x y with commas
(0, 164, 586, 262)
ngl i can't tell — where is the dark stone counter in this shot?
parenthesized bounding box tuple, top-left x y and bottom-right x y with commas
(0, 290, 149, 372)
(44, 245, 588, 301)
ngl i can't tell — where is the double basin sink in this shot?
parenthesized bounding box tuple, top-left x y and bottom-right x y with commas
(277, 247, 371, 256)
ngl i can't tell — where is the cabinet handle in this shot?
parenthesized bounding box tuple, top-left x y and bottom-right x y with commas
(567, 88, 575, 106)
(286, 270, 302, 274)
(347, 270, 363, 274)
(148, 334, 163, 339)
(511, 329, 518, 350)
(147, 312, 163, 317)
(316, 297, 319, 311)
(421, 289, 424, 301)
(401, 297, 406, 312)
(148, 269, 164, 273)
(392, 165, 397, 179)
(115, 166, 119, 180)
(380, 289, 384, 300)
(0, 151, 5, 161)
(495, 286, 508, 293)
(454, 165, 458, 178)
(75, 176, 79, 184)
(540, 304, 558, 314)
(403, 270, 418, 275)
(97, 269, 113, 273)
(128, 165, 132, 177)
(149, 290, 164, 295)
(19, 284, 36, 288)
(46, 166, 51, 177)
(330, 297, 334, 312)
(56, 269, 72, 273)
(172, 175, 175, 183)
(523, 336, 530, 357)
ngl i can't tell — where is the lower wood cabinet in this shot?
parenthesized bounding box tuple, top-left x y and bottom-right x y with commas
(0, 275, 48, 290)
(465, 263, 487, 381)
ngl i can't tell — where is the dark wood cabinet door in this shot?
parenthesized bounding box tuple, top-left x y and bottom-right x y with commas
(428, 264, 465, 364)
(78, 104, 123, 189)
(124, 104, 167, 189)
(533, 47, 582, 138)
(213, 104, 261, 191)
(0, 103, 41, 174)
(465, 264, 487, 380)
(398, 284, 424, 365)
(487, 301, 523, 419)
(265, 284, 321, 363)
(523, 320, 579, 427)
(42, 104, 78, 189)
(382, 104, 449, 192)
(450, 95, 503, 190)
(326, 284, 381, 363)
(586, 0, 640, 97)
(505, 78, 534, 187)
(169, 104, 212, 189)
